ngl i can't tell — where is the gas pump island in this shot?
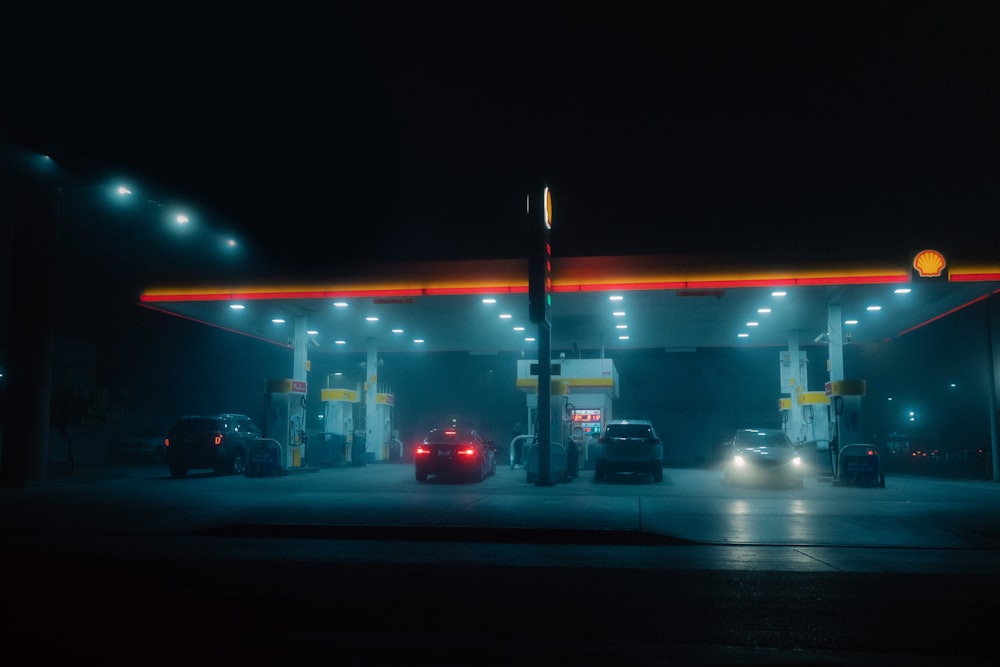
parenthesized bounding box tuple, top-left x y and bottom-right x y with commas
(776, 311, 868, 480)
(516, 357, 620, 478)
(264, 376, 396, 470)
(319, 383, 396, 465)
(264, 378, 308, 470)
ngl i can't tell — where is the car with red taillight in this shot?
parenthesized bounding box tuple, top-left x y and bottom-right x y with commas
(165, 414, 262, 477)
(414, 427, 497, 482)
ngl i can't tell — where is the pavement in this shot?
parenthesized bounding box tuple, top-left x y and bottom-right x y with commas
(4, 457, 1000, 574)
(4, 458, 1000, 665)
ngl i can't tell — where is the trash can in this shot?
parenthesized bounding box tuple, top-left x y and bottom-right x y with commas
(835, 444, 884, 487)
(246, 438, 283, 477)
(308, 433, 347, 466)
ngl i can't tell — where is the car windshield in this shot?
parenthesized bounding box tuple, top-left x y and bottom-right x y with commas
(4, 6, 999, 665)
(739, 432, 793, 448)
(604, 424, 654, 440)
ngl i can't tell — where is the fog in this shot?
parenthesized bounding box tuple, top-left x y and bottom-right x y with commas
(80, 295, 995, 468)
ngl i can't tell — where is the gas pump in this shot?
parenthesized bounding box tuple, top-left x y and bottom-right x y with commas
(320, 387, 358, 466)
(369, 389, 395, 462)
(826, 380, 867, 479)
(515, 357, 618, 473)
(264, 378, 308, 470)
(569, 407, 603, 471)
(799, 391, 831, 476)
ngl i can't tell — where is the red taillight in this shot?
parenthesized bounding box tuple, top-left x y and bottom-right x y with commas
(457, 445, 476, 456)
(165, 438, 171, 447)
(444, 429, 458, 436)
(214, 435, 223, 446)
(416, 445, 431, 456)
(867, 449, 875, 456)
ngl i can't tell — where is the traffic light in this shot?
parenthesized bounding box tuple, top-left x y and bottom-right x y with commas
(529, 187, 552, 325)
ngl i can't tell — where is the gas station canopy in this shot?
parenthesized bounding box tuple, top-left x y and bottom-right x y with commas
(138, 252, 1000, 356)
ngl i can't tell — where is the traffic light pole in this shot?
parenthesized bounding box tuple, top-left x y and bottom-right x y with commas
(535, 319, 553, 486)
(528, 186, 554, 486)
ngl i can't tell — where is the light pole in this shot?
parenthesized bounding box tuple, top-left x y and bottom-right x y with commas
(1, 149, 58, 484)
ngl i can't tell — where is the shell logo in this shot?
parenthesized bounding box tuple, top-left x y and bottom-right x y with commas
(913, 249, 946, 278)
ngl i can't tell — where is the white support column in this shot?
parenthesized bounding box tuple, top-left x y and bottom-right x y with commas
(785, 332, 805, 444)
(987, 296, 999, 482)
(366, 338, 379, 462)
(293, 315, 308, 384)
(827, 302, 844, 383)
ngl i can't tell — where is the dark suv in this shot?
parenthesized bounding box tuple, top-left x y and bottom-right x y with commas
(594, 419, 664, 482)
(165, 414, 262, 477)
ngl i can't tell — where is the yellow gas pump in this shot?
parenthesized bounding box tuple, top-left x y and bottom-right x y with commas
(321, 388, 358, 466)
(264, 378, 307, 470)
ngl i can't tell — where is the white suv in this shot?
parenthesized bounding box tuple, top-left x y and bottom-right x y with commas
(593, 419, 663, 482)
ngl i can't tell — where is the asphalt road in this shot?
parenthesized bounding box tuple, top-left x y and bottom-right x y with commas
(2, 463, 998, 665)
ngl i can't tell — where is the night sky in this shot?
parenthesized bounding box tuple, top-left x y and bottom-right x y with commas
(7, 4, 999, 271)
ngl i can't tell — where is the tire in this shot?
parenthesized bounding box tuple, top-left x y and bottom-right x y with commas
(169, 465, 187, 478)
(594, 460, 605, 482)
(217, 449, 245, 476)
(231, 450, 246, 475)
(415, 470, 427, 482)
(652, 463, 663, 483)
(475, 457, 485, 482)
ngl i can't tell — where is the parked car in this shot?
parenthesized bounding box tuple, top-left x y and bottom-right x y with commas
(593, 419, 663, 482)
(724, 428, 804, 488)
(414, 427, 497, 482)
(164, 414, 262, 477)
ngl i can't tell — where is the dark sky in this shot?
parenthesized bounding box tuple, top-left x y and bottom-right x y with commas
(6, 3, 999, 273)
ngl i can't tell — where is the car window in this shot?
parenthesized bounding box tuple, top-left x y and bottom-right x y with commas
(605, 424, 655, 439)
(738, 432, 792, 448)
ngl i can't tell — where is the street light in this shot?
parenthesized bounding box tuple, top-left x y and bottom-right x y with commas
(2, 149, 254, 484)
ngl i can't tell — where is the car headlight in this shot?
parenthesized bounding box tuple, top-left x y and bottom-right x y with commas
(791, 456, 802, 466)
(733, 455, 745, 467)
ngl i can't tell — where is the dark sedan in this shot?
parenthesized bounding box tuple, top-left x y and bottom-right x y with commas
(724, 428, 805, 488)
(414, 427, 497, 482)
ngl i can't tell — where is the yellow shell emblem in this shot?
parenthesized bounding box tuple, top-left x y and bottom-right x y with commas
(913, 250, 946, 278)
